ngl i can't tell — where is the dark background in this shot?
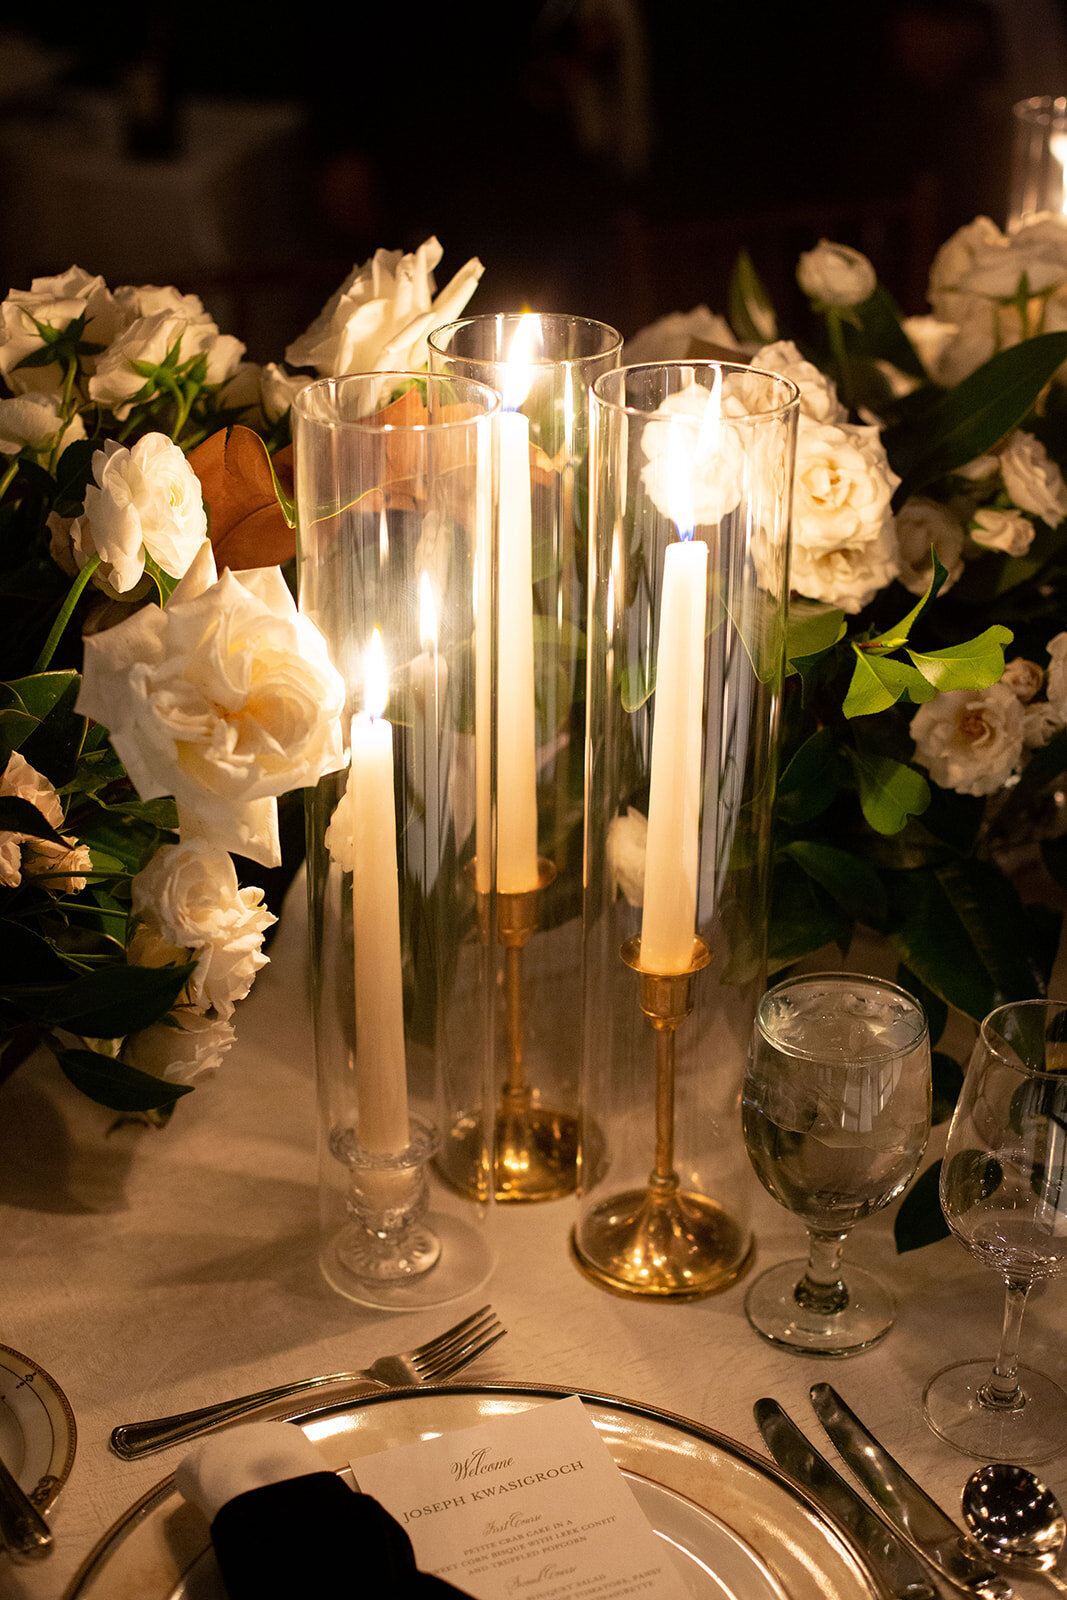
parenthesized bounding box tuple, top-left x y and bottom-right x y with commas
(2, 1, 1067, 357)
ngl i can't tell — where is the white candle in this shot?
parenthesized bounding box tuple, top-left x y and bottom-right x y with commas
(350, 630, 409, 1153)
(640, 537, 709, 974)
(496, 406, 539, 891)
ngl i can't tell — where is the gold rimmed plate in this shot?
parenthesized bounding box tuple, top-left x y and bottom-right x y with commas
(66, 1383, 884, 1600)
(0, 1342, 77, 1511)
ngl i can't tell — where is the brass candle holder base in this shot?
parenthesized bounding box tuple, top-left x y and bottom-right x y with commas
(571, 933, 752, 1299)
(447, 856, 578, 1202)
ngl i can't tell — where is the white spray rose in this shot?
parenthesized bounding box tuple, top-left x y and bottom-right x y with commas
(75, 543, 345, 867)
(606, 807, 647, 907)
(89, 301, 245, 417)
(1001, 657, 1044, 703)
(123, 1009, 235, 1086)
(753, 339, 846, 424)
(998, 432, 1067, 527)
(796, 240, 877, 307)
(624, 306, 739, 364)
(895, 497, 965, 594)
(67, 433, 208, 594)
(0, 751, 92, 892)
(910, 683, 1025, 796)
(1046, 632, 1067, 723)
(1023, 702, 1062, 747)
(639, 381, 744, 527)
(286, 237, 483, 377)
(969, 505, 1035, 556)
(0, 395, 85, 459)
(130, 841, 275, 1019)
(0, 266, 118, 395)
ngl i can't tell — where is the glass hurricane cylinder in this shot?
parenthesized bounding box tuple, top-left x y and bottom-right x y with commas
(1009, 96, 1067, 224)
(574, 360, 799, 1300)
(427, 313, 622, 1203)
(294, 372, 498, 1309)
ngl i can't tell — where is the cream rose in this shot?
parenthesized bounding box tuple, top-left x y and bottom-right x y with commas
(0, 751, 92, 892)
(130, 841, 275, 1019)
(606, 806, 647, 907)
(68, 433, 208, 594)
(123, 1009, 236, 1086)
(1001, 657, 1044, 702)
(89, 305, 245, 417)
(789, 520, 901, 614)
(624, 306, 740, 363)
(286, 237, 483, 377)
(792, 419, 899, 551)
(0, 395, 85, 459)
(639, 381, 744, 527)
(0, 266, 118, 395)
(259, 362, 311, 423)
(969, 505, 1035, 556)
(75, 544, 345, 867)
(894, 497, 965, 594)
(998, 432, 1067, 527)
(910, 683, 1025, 796)
(796, 240, 877, 307)
(753, 339, 846, 425)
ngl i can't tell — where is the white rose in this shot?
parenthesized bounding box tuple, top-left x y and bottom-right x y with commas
(1023, 702, 1062, 747)
(130, 841, 274, 1019)
(910, 682, 1025, 796)
(0, 395, 85, 459)
(999, 432, 1067, 527)
(123, 1009, 235, 1086)
(1001, 657, 1044, 703)
(0, 750, 92, 892)
(89, 306, 244, 416)
(286, 237, 483, 377)
(928, 216, 1005, 315)
(894, 497, 965, 594)
(796, 240, 877, 307)
(0, 266, 118, 395)
(753, 339, 846, 424)
(1046, 632, 1067, 722)
(606, 806, 647, 907)
(624, 306, 739, 364)
(792, 418, 900, 556)
(639, 381, 745, 527)
(969, 505, 1035, 556)
(68, 433, 208, 594)
(789, 519, 900, 613)
(75, 543, 346, 867)
(259, 362, 310, 423)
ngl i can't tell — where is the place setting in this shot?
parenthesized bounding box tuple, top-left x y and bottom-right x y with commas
(1, 55, 1067, 1600)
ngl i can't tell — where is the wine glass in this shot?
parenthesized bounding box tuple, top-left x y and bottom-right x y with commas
(923, 998, 1067, 1463)
(742, 972, 931, 1355)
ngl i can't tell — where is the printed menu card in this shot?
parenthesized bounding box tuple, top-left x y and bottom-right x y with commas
(350, 1395, 694, 1598)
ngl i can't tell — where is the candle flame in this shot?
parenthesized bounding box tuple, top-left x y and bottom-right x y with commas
(419, 571, 438, 652)
(364, 627, 389, 719)
(378, 508, 389, 561)
(667, 370, 722, 540)
(502, 312, 542, 410)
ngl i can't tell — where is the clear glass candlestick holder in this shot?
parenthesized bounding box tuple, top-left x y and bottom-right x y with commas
(1010, 96, 1067, 225)
(294, 372, 499, 1310)
(429, 313, 622, 1203)
(574, 360, 799, 1299)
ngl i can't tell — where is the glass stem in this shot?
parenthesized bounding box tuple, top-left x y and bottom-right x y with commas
(795, 1228, 850, 1315)
(980, 1278, 1031, 1410)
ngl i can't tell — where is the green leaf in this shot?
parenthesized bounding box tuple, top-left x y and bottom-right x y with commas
(24, 962, 196, 1037)
(896, 963, 948, 1046)
(785, 600, 846, 668)
(850, 284, 926, 378)
(55, 1045, 192, 1112)
(846, 749, 931, 834)
(888, 331, 1067, 500)
(843, 651, 938, 717)
(768, 855, 850, 970)
(728, 249, 778, 344)
(907, 624, 1013, 692)
(894, 1161, 950, 1252)
(142, 553, 180, 606)
(782, 840, 887, 926)
(0, 795, 69, 846)
(1043, 834, 1067, 887)
(932, 1049, 965, 1125)
(866, 550, 949, 648)
(775, 727, 844, 825)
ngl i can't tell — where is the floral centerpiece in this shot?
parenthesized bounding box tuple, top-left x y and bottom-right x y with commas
(0, 240, 481, 1118)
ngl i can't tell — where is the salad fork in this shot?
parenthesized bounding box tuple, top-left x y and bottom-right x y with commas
(110, 1304, 505, 1460)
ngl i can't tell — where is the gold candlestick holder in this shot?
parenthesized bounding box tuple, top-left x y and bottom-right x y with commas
(442, 857, 579, 1201)
(571, 935, 753, 1299)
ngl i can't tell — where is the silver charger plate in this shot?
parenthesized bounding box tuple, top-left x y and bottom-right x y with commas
(66, 1383, 883, 1600)
(0, 1341, 77, 1511)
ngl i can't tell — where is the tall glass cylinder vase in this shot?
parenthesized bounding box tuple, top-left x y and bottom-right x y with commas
(575, 361, 799, 1300)
(428, 314, 622, 1202)
(1009, 96, 1067, 224)
(294, 372, 498, 1309)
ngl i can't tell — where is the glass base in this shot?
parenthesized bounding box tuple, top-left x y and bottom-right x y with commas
(321, 1211, 494, 1312)
(923, 1358, 1067, 1464)
(744, 1259, 894, 1356)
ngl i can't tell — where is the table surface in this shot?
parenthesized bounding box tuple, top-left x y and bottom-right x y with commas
(2, 896, 1064, 1600)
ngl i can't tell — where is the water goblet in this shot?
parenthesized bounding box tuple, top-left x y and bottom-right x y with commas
(922, 998, 1067, 1463)
(742, 972, 931, 1355)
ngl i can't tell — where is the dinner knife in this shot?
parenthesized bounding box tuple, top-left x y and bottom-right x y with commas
(754, 1399, 942, 1600)
(0, 1449, 52, 1562)
(809, 1383, 1012, 1600)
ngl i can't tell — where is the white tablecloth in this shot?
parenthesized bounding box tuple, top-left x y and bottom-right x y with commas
(1, 895, 1064, 1599)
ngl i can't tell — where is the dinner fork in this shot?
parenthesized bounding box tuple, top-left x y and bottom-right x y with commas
(110, 1304, 505, 1460)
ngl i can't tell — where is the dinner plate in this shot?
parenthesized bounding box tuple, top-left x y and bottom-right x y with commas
(66, 1383, 882, 1600)
(0, 1341, 77, 1510)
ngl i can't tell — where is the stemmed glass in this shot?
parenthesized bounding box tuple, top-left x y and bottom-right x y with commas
(742, 972, 931, 1355)
(923, 998, 1067, 1463)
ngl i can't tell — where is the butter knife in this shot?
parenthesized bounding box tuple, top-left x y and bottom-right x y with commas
(810, 1383, 1011, 1600)
(755, 1399, 942, 1600)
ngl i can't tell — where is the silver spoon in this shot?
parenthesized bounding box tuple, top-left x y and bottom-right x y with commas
(962, 1463, 1067, 1593)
